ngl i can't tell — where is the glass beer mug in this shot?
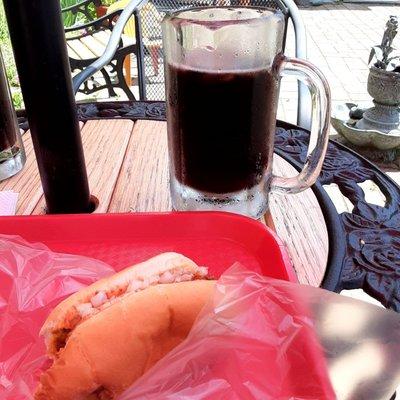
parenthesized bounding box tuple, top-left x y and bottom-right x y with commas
(163, 7, 330, 219)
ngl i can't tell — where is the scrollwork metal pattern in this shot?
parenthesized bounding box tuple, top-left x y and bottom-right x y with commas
(274, 125, 400, 312)
(76, 100, 166, 120)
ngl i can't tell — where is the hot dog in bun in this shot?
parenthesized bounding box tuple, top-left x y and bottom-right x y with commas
(35, 252, 214, 400)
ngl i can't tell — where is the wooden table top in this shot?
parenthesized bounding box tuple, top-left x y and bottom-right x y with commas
(0, 119, 328, 286)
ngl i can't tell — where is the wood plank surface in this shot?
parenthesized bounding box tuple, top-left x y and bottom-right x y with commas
(0, 123, 84, 214)
(109, 120, 171, 212)
(93, 30, 113, 46)
(32, 119, 134, 214)
(270, 156, 329, 286)
(108, 120, 329, 286)
(66, 43, 81, 60)
(0, 119, 329, 287)
(67, 39, 97, 60)
(80, 35, 106, 58)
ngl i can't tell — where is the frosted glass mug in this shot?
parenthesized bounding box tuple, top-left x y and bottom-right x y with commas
(163, 8, 331, 219)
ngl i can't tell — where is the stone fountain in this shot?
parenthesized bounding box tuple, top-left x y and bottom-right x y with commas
(332, 16, 400, 161)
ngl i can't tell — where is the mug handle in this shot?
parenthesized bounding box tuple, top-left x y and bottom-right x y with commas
(271, 56, 331, 194)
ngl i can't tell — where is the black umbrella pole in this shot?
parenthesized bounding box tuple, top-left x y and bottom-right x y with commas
(3, 0, 91, 214)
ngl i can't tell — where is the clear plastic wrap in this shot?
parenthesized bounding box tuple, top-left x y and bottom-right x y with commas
(1, 237, 399, 400)
(118, 264, 335, 399)
(0, 235, 114, 400)
(120, 265, 400, 400)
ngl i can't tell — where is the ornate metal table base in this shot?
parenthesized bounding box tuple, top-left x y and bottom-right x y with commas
(274, 123, 400, 312)
(17, 100, 400, 311)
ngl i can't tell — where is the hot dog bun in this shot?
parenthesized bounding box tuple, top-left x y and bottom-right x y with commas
(35, 279, 215, 400)
(41, 252, 208, 357)
(35, 253, 214, 400)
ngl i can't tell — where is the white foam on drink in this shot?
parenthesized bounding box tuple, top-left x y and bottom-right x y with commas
(164, 7, 285, 72)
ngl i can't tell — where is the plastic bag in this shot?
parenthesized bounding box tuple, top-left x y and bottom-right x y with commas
(0, 235, 114, 400)
(2, 236, 399, 400)
(120, 265, 400, 400)
(120, 264, 336, 399)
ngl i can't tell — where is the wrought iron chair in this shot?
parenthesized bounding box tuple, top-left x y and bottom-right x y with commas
(61, 0, 140, 100)
(72, 0, 311, 129)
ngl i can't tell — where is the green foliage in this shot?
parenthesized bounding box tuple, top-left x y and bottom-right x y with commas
(11, 90, 23, 110)
(0, 1, 8, 43)
(61, 0, 119, 27)
(2, 46, 18, 87)
(61, 0, 92, 27)
(102, 0, 118, 5)
(61, 0, 80, 27)
(86, 0, 118, 20)
(0, 0, 20, 109)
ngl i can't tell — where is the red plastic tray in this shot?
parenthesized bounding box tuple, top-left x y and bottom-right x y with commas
(0, 212, 296, 282)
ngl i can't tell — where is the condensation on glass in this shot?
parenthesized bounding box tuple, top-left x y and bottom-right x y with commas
(163, 7, 331, 219)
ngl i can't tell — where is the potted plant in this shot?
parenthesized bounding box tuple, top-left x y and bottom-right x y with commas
(95, 0, 116, 18)
(356, 16, 400, 132)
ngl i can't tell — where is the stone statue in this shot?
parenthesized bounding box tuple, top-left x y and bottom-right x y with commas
(381, 16, 398, 50)
(369, 15, 399, 70)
